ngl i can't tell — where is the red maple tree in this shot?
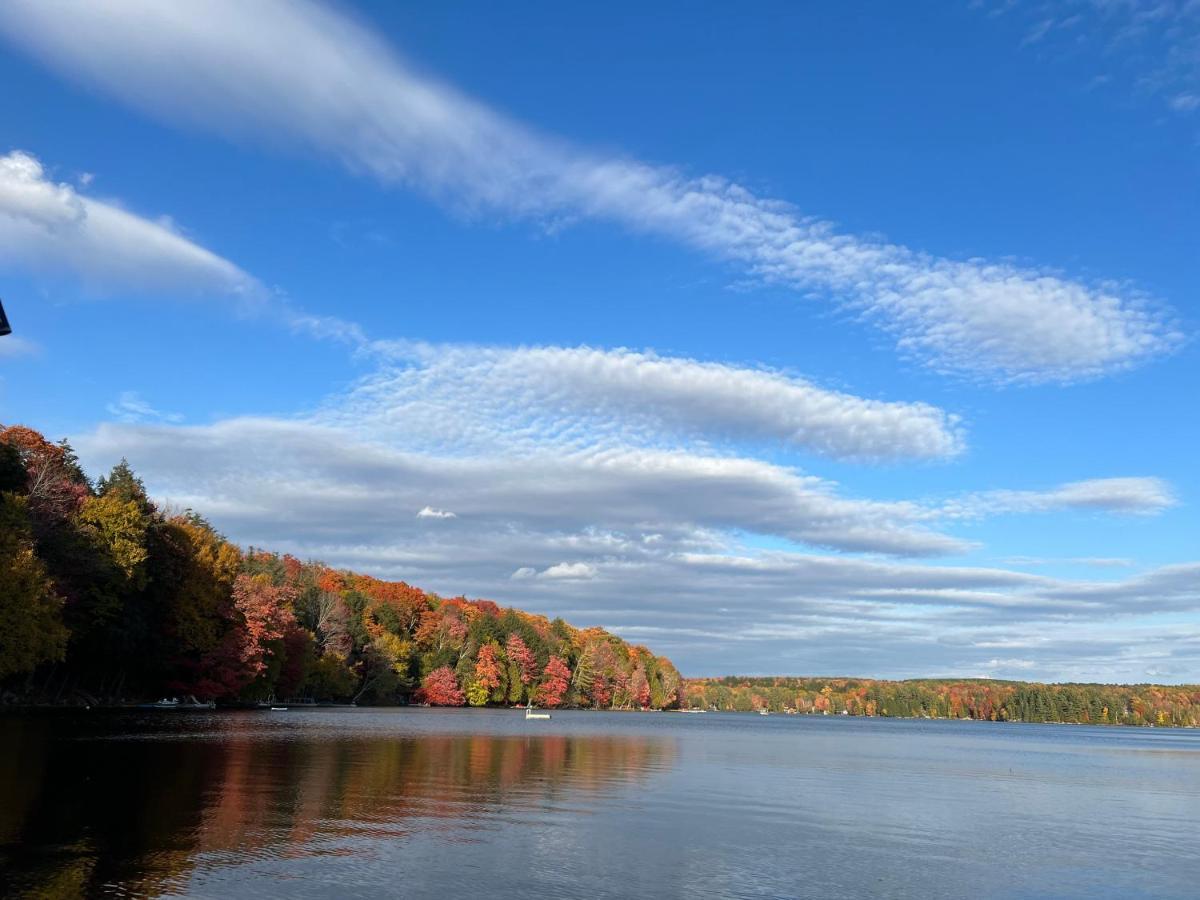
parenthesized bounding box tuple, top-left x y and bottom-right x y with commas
(535, 657, 571, 708)
(418, 666, 465, 706)
(631, 663, 651, 709)
(505, 633, 539, 684)
(474, 642, 503, 693)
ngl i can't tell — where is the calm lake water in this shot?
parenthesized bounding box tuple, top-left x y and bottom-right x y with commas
(2, 709, 1198, 899)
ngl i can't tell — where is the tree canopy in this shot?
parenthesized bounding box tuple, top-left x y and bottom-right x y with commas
(0, 425, 681, 710)
(683, 676, 1200, 727)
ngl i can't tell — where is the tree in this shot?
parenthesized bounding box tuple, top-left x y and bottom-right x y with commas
(506, 633, 538, 684)
(231, 574, 297, 682)
(610, 668, 630, 709)
(535, 657, 571, 708)
(0, 427, 691, 710)
(0, 494, 67, 679)
(0, 442, 26, 493)
(465, 680, 490, 707)
(416, 605, 468, 654)
(78, 493, 150, 586)
(276, 625, 315, 699)
(0, 426, 89, 525)
(315, 590, 354, 658)
(418, 665, 464, 706)
(586, 642, 618, 708)
(358, 579, 428, 635)
(591, 673, 612, 709)
(656, 656, 680, 709)
(469, 641, 504, 706)
(189, 572, 295, 699)
(305, 653, 356, 700)
(153, 515, 242, 686)
(96, 459, 154, 515)
(571, 641, 598, 701)
(631, 662, 651, 709)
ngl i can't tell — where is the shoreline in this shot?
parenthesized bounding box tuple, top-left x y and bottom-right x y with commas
(3, 703, 1196, 728)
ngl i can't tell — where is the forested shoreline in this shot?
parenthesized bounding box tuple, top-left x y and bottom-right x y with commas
(0, 425, 681, 709)
(5, 422, 1195, 725)
(684, 676, 1200, 727)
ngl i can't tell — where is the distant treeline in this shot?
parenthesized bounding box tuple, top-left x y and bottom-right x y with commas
(0, 425, 681, 709)
(684, 677, 1200, 726)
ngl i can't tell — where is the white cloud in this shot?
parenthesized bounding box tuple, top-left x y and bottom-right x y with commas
(0, 149, 379, 349)
(67, 407, 1199, 679)
(1170, 93, 1200, 113)
(74, 418, 966, 557)
(1000, 556, 1134, 569)
(944, 477, 1177, 518)
(980, 657, 1037, 671)
(994, 2, 1200, 119)
(416, 506, 456, 519)
(334, 342, 964, 462)
(0, 150, 257, 297)
(0, 334, 39, 359)
(0, 1, 1181, 382)
(539, 562, 598, 580)
(105, 390, 183, 424)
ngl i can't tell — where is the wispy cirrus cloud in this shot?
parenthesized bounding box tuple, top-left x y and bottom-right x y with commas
(989, 0, 1200, 118)
(71, 396, 1178, 572)
(67, 369, 1191, 680)
(1000, 555, 1135, 569)
(105, 390, 183, 425)
(71, 341, 1175, 573)
(0, 148, 377, 350)
(0, 0, 1182, 383)
(942, 476, 1177, 518)
(0, 150, 256, 297)
(1169, 92, 1200, 112)
(336, 343, 965, 462)
(514, 562, 599, 581)
(76, 418, 966, 557)
(0, 334, 39, 359)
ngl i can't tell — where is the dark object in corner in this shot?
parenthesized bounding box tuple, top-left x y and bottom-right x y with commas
(0, 298, 11, 336)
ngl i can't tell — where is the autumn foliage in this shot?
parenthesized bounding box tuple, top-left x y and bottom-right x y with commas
(0, 425, 683, 710)
(416, 666, 465, 706)
(535, 657, 571, 708)
(683, 676, 1200, 727)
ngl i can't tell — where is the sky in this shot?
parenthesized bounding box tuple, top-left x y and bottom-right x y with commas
(0, 0, 1197, 681)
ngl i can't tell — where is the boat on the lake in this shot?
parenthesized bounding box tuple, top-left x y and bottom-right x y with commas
(525, 702, 551, 720)
(759, 707, 769, 716)
(138, 696, 215, 710)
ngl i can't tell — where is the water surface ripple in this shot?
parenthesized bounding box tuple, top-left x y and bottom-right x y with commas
(2, 709, 1198, 898)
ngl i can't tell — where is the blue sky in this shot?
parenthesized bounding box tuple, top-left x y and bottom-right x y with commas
(1, 1, 1197, 680)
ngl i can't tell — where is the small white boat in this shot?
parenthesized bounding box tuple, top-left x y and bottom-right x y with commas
(270, 707, 289, 711)
(759, 707, 769, 716)
(139, 696, 215, 710)
(525, 702, 551, 720)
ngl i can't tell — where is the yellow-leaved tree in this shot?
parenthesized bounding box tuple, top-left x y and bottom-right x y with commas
(0, 494, 68, 679)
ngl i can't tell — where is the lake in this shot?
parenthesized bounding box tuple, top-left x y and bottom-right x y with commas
(2, 709, 1198, 898)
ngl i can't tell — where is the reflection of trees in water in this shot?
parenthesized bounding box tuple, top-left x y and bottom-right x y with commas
(199, 733, 672, 850)
(1, 716, 233, 897)
(0, 716, 674, 897)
